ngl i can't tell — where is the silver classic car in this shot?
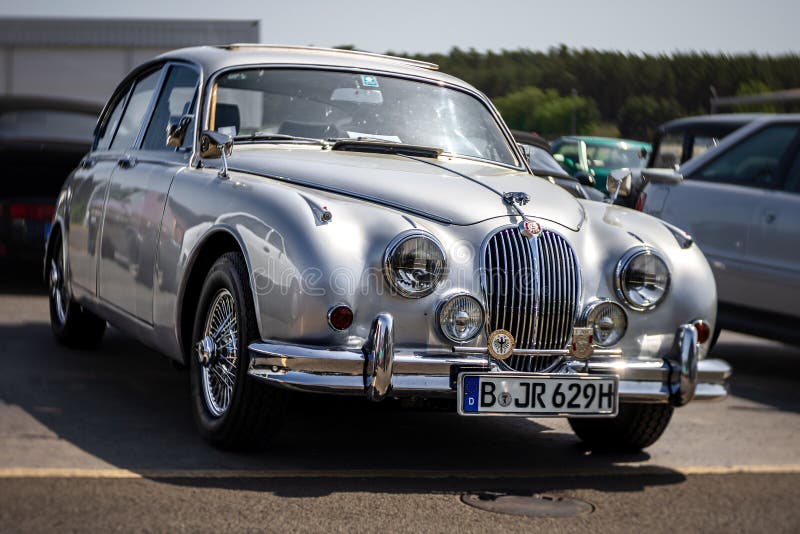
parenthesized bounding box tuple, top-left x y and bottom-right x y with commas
(46, 45, 731, 451)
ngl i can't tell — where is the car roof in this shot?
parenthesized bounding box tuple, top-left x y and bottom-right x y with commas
(153, 44, 475, 90)
(659, 113, 767, 133)
(511, 130, 551, 152)
(554, 135, 651, 148)
(678, 114, 800, 174)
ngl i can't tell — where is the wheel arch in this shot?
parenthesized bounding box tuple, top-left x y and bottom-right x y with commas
(177, 226, 260, 365)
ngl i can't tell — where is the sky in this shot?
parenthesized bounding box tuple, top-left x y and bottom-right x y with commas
(0, 0, 798, 56)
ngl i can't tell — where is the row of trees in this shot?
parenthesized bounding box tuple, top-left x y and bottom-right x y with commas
(392, 46, 800, 139)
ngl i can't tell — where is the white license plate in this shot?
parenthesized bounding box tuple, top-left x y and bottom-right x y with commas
(457, 373, 618, 417)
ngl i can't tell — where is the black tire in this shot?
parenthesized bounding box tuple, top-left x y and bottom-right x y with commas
(189, 252, 286, 450)
(709, 324, 722, 353)
(569, 403, 674, 452)
(48, 233, 106, 348)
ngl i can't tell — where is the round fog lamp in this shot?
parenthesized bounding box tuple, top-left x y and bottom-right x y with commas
(439, 294, 484, 343)
(584, 300, 627, 347)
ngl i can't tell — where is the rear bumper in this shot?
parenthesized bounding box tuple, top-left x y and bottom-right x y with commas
(248, 314, 731, 406)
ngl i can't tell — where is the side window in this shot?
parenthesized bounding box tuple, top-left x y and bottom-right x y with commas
(109, 69, 161, 151)
(690, 135, 719, 160)
(95, 85, 130, 151)
(141, 65, 199, 151)
(693, 125, 799, 188)
(652, 132, 683, 168)
(553, 141, 581, 172)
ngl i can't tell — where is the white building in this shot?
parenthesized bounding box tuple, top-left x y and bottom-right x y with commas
(0, 18, 259, 105)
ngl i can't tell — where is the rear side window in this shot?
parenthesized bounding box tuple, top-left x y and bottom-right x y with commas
(95, 89, 129, 151)
(693, 125, 799, 188)
(109, 69, 161, 151)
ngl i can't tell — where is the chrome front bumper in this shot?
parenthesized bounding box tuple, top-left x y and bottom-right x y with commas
(248, 314, 731, 406)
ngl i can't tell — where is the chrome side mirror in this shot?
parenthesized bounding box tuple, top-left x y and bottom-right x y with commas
(607, 168, 631, 204)
(166, 114, 193, 148)
(200, 130, 234, 178)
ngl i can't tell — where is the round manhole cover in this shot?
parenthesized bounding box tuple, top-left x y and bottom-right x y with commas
(461, 492, 594, 518)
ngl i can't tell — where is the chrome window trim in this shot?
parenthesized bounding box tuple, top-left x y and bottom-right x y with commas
(383, 230, 447, 299)
(614, 246, 671, 312)
(198, 63, 526, 171)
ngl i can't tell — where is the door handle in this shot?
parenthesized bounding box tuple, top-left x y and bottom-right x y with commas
(117, 155, 137, 169)
(764, 211, 776, 224)
(79, 158, 96, 169)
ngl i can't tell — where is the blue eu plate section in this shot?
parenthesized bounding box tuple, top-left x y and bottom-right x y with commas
(462, 375, 480, 413)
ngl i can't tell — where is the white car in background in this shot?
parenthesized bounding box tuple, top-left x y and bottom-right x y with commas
(641, 115, 800, 345)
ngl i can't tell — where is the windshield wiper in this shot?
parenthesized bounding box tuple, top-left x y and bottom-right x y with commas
(328, 138, 442, 159)
(234, 133, 329, 146)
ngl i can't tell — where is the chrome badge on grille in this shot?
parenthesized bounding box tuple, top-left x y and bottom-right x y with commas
(488, 329, 515, 360)
(519, 219, 542, 238)
(569, 326, 594, 361)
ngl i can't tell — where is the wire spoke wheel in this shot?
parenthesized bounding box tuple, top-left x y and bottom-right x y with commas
(49, 249, 68, 325)
(200, 288, 239, 417)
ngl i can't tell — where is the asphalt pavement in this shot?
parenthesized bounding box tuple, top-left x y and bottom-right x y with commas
(0, 267, 798, 533)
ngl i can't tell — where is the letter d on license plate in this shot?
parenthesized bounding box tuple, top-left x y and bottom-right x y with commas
(458, 373, 618, 417)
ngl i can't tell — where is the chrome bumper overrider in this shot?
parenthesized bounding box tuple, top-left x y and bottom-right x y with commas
(248, 314, 731, 406)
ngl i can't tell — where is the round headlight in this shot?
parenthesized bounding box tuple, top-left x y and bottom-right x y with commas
(384, 232, 446, 298)
(615, 247, 670, 310)
(438, 294, 484, 343)
(584, 300, 627, 346)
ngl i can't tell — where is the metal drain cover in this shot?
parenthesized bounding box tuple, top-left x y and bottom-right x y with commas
(461, 492, 594, 517)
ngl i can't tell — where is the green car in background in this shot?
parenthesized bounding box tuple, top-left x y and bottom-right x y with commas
(551, 136, 651, 194)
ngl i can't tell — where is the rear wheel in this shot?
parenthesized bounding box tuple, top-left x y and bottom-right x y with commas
(189, 252, 286, 450)
(48, 233, 106, 348)
(569, 403, 673, 451)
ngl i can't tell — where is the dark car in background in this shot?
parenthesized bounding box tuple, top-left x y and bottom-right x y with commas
(512, 130, 604, 201)
(647, 113, 765, 169)
(0, 98, 99, 265)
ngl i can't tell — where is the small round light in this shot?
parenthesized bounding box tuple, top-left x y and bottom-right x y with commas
(584, 300, 627, 346)
(327, 304, 353, 331)
(616, 247, 670, 310)
(384, 232, 446, 298)
(438, 294, 484, 343)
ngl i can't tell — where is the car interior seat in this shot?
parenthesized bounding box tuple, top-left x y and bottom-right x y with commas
(215, 103, 241, 136)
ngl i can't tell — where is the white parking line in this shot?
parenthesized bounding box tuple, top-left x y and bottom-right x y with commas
(0, 465, 799, 479)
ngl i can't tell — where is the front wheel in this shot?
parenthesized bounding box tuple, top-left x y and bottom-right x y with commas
(189, 252, 286, 450)
(569, 403, 674, 451)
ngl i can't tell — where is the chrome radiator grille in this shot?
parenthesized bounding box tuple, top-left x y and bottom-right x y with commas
(483, 227, 580, 372)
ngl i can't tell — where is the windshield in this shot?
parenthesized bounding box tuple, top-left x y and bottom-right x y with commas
(522, 144, 566, 176)
(586, 142, 649, 170)
(211, 68, 518, 167)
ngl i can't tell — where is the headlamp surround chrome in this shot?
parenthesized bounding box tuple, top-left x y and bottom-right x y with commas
(383, 231, 447, 298)
(614, 246, 671, 311)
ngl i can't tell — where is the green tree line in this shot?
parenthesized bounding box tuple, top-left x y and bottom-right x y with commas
(392, 46, 800, 139)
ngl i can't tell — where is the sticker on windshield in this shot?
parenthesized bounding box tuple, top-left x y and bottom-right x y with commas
(361, 75, 379, 88)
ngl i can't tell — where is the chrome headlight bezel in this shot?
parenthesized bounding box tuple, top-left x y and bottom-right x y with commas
(437, 292, 485, 343)
(614, 246, 671, 311)
(383, 231, 447, 298)
(581, 299, 628, 347)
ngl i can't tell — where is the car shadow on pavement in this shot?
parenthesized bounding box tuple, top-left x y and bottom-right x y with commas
(712, 332, 800, 414)
(0, 317, 694, 497)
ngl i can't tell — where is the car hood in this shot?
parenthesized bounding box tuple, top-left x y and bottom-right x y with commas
(228, 146, 585, 230)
